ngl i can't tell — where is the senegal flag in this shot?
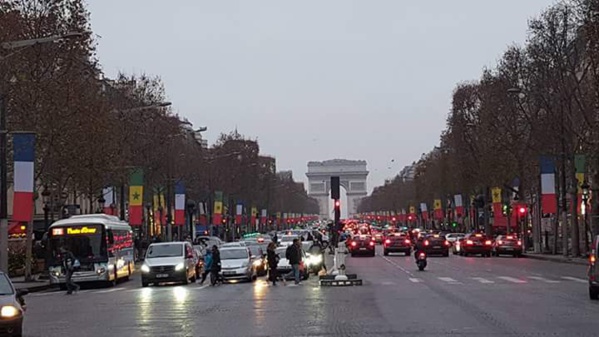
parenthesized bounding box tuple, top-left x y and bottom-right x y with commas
(128, 169, 144, 226)
(213, 191, 223, 225)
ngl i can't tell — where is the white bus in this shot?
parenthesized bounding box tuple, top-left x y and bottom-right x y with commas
(47, 214, 135, 288)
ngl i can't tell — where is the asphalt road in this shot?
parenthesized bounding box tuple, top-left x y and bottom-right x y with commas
(23, 247, 596, 337)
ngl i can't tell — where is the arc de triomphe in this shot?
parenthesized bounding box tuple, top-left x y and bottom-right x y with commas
(306, 159, 369, 219)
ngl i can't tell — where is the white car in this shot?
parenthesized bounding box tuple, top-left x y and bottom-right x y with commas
(446, 233, 465, 243)
(141, 242, 198, 287)
(279, 235, 298, 247)
(275, 246, 309, 281)
(220, 247, 256, 282)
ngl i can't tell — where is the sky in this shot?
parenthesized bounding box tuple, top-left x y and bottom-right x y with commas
(87, 0, 557, 194)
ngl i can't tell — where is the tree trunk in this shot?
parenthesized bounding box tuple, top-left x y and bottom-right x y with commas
(571, 162, 580, 257)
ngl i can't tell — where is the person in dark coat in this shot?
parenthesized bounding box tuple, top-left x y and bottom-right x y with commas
(266, 242, 284, 286)
(284, 239, 302, 285)
(60, 247, 80, 295)
(210, 245, 221, 286)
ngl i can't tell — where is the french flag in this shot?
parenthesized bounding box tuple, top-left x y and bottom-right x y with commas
(174, 182, 185, 226)
(540, 156, 557, 214)
(102, 187, 115, 215)
(12, 134, 35, 222)
(235, 204, 243, 225)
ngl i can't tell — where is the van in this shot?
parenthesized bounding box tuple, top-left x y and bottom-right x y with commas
(140, 242, 198, 287)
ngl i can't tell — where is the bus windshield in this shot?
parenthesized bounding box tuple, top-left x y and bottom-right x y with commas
(49, 224, 106, 263)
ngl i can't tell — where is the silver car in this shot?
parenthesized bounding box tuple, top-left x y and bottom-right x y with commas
(141, 242, 198, 287)
(220, 247, 257, 282)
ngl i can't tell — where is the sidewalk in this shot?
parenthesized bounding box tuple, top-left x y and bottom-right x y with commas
(524, 252, 588, 266)
(10, 274, 53, 293)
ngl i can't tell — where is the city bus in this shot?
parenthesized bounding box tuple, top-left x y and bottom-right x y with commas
(47, 214, 134, 288)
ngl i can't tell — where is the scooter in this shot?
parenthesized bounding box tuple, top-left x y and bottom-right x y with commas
(416, 251, 427, 271)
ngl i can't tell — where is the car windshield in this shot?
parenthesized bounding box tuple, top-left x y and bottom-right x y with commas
(281, 236, 296, 242)
(0, 275, 14, 295)
(146, 244, 183, 258)
(221, 249, 249, 260)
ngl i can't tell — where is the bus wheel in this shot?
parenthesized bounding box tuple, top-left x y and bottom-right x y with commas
(124, 264, 131, 282)
(59, 284, 67, 291)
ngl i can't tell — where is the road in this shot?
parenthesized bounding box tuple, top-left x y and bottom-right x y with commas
(23, 247, 596, 337)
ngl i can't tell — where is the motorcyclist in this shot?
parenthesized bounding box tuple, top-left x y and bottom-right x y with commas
(414, 235, 427, 261)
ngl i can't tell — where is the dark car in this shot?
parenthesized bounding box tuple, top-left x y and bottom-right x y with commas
(350, 235, 376, 257)
(492, 235, 523, 257)
(459, 233, 493, 257)
(383, 234, 412, 256)
(424, 234, 450, 257)
(0, 273, 27, 337)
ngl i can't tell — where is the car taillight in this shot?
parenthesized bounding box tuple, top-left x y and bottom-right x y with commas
(351, 241, 357, 247)
(466, 240, 473, 245)
(497, 240, 503, 245)
(517, 240, 522, 246)
(485, 240, 492, 245)
(405, 239, 411, 244)
(419, 252, 426, 258)
(424, 240, 429, 246)
(385, 239, 391, 244)
(444, 240, 450, 246)
(369, 241, 375, 246)
(591, 255, 596, 264)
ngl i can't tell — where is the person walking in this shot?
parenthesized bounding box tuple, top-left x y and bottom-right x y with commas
(199, 250, 213, 285)
(266, 242, 284, 286)
(60, 247, 80, 295)
(284, 239, 302, 285)
(209, 245, 221, 286)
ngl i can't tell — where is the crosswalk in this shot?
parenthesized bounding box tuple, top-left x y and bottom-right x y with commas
(28, 284, 211, 297)
(378, 275, 586, 286)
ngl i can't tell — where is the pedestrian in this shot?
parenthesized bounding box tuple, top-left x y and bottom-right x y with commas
(284, 239, 302, 285)
(60, 246, 80, 295)
(210, 245, 222, 286)
(272, 233, 279, 246)
(199, 250, 213, 285)
(266, 242, 284, 286)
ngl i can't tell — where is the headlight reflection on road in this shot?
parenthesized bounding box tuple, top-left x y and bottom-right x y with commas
(173, 286, 188, 304)
(138, 288, 153, 324)
(253, 281, 268, 326)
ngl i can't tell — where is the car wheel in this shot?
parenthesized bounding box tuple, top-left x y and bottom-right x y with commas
(371, 252, 376, 257)
(464, 252, 469, 257)
(59, 284, 67, 291)
(590, 286, 599, 300)
(142, 281, 149, 287)
(383, 250, 389, 256)
(406, 250, 412, 256)
(351, 252, 355, 257)
(443, 252, 449, 257)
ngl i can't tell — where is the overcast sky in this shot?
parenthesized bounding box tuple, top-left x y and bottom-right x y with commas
(87, 0, 556, 193)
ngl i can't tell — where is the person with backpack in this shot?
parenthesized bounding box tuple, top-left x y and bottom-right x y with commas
(209, 245, 222, 286)
(60, 246, 80, 295)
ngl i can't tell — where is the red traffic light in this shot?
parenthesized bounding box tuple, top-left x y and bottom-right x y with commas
(334, 200, 340, 208)
(518, 207, 526, 214)
(408, 215, 413, 221)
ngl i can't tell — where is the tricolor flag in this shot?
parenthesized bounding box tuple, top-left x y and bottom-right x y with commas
(260, 209, 267, 225)
(128, 169, 144, 226)
(198, 202, 207, 225)
(102, 187, 115, 215)
(433, 199, 443, 220)
(540, 156, 557, 214)
(420, 203, 428, 220)
(235, 203, 243, 225)
(153, 191, 166, 227)
(250, 206, 257, 228)
(491, 187, 503, 223)
(12, 133, 35, 222)
(174, 182, 185, 226)
(454, 194, 464, 218)
(213, 191, 223, 225)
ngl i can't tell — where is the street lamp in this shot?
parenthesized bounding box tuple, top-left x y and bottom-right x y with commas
(0, 32, 85, 274)
(97, 195, 106, 214)
(186, 200, 196, 239)
(41, 189, 51, 230)
(582, 181, 591, 252)
(145, 202, 152, 239)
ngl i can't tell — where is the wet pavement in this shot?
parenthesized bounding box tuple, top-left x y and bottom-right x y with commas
(22, 246, 598, 336)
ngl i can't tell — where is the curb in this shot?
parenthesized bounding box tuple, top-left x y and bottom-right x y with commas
(13, 283, 54, 293)
(523, 254, 588, 266)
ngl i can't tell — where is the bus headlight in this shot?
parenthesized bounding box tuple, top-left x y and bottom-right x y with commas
(96, 267, 106, 275)
(141, 264, 150, 273)
(175, 263, 185, 271)
(1, 306, 19, 318)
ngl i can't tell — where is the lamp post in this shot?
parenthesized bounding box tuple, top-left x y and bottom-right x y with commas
(97, 195, 106, 214)
(186, 199, 196, 240)
(582, 181, 591, 254)
(145, 202, 152, 238)
(0, 33, 84, 274)
(41, 189, 51, 231)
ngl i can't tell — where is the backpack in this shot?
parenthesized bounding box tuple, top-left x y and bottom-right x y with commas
(286, 245, 293, 260)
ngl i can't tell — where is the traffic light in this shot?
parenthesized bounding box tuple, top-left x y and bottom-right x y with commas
(221, 218, 227, 225)
(452, 222, 458, 228)
(518, 206, 526, 215)
(334, 200, 341, 208)
(408, 215, 413, 221)
(502, 203, 512, 216)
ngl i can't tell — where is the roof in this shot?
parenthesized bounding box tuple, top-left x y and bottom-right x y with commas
(49, 214, 130, 230)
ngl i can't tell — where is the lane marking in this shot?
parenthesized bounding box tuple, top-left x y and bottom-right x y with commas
(471, 277, 495, 284)
(97, 288, 125, 294)
(528, 276, 560, 284)
(497, 276, 527, 284)
(438, 277, 461, 284)
(561, 276, 587, 283)
(380, 281, 395, 286)
(409, 278, 423, 283)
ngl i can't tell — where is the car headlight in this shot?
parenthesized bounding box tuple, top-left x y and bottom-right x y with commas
(311, 255, 322, 264)
(141, 264, 150, 273)
(175, 263, 185, 271)
(252, 260, 262, 267)
(1, 306, 19, 318)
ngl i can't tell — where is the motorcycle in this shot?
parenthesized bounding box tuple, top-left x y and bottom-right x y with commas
(416, 251, 427, 271)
